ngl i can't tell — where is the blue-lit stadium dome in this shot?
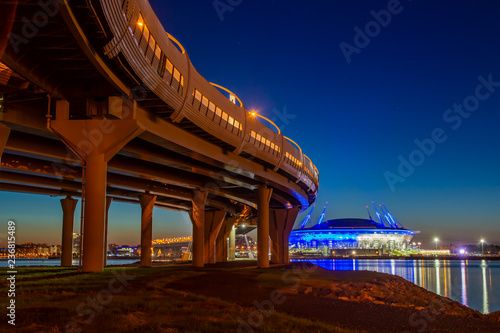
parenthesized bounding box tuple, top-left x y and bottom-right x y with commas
(289, 204, 419, 252)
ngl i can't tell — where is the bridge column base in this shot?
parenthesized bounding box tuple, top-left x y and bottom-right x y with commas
(204, 209, 227, 264)
(190, 190, 207, 268)
(257, 186, 273, 268)
(50, 102, 144, 272)
(60, 196, 78, 267)
(140, 193, 156, 268)
(270, 207, 300, 264)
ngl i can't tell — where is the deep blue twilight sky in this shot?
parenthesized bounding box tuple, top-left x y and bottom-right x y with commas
(1, 0, 500, 248)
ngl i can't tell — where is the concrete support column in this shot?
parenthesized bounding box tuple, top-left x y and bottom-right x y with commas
(60, 196, 78, 267)
(203, 209, 227, 264)
(269, 207, 300, 264)
(190, 190, 207, 268)
(139, 192, 156, 267)
(50, 100, 144, 272)
(215, 217, 235, 262)
(83, 152, 107, 272)
(103, 197, 112, 266)
(228, 225, 236, 261)
(0, 122, 11, 164)
(257, 186, 273, 268)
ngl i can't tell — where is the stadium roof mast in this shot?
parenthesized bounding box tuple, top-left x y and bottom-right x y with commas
(371, 202, 387, 228)
(366, 206, 373, 221)
(382, 204, 404, 229)
(311, 202, 328, 228)
(379, 204, 396, 229)
(299, 204, 315, 229)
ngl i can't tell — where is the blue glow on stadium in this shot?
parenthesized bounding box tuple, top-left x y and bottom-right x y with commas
(290, 203, 419, 251)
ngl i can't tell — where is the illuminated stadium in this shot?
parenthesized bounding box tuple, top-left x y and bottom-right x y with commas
(289, 203, 419, 253)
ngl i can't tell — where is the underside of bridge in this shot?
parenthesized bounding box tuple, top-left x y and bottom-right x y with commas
(0, 1, 318, 272)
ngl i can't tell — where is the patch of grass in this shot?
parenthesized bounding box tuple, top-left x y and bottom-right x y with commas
(8, 266, 360, 333)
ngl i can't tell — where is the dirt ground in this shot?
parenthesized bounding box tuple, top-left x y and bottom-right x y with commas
(165, 261, 500, 333)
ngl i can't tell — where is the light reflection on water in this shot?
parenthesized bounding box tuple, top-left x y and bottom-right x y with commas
(294, 258, 499, 314)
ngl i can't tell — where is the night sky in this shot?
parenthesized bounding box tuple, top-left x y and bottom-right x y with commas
(1, 0, 500, 248)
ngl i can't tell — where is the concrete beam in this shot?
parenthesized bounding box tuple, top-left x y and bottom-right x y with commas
(0, 154, 235, 213)
(135, 106, 310, 207)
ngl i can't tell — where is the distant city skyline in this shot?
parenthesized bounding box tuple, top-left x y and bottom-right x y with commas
(2, 1, 500, 247)
(1, 190, 495, 248)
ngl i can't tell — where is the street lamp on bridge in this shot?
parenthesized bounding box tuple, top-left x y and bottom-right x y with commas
(250, 111, 281, 134)
(434, 238, 439, 251)
(480, 239, 485, 256)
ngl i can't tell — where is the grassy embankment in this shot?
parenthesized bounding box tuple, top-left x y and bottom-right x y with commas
(2, 264, 355, 333)
(2, 262, 500, 332)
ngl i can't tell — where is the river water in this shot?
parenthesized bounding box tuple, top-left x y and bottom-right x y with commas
(293, 258, 499, 314)
(0, 258, 139, 267)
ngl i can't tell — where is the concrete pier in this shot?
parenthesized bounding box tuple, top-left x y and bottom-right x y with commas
(140, 193, 156, 267)
(257, 186, 273, 268)
(60, 196, 78, 267)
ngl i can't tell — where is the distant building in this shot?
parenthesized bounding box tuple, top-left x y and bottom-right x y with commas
(116, 246, 139, 256)
(108, 243, 119, 254)
(72, 233, 81, 254)
(290, 218, 418, 254)
(49, 245, 60, 255)
(290, 203, 419, 255)
(420, 249, 451, 256)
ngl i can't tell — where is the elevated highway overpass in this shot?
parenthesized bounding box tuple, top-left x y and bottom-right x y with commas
(0, 0, 319, 272)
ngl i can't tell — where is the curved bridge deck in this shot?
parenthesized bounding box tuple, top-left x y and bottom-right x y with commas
(0, 0, 319, 272)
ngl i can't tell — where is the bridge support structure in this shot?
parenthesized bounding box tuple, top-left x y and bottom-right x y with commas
(229, 225, 236, 261)
(270, 207, 300, 264)
(216, 217, 235, 262)
(50, 99, 144, 272)
(204, 209, 227, 264)
(140, 193, 156, 267)
(60, 196, 78, 267)
(190, 190, 207, 267)
(104, 197, 112, 266)
(257, 186, 273, 268)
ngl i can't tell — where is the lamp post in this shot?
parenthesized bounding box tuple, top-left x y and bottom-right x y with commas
(480, 239, 485, 256)
(417, 242, 421, 251)
(434, 238, 439, 251)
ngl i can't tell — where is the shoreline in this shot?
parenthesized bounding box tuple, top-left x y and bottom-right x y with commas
(3, 255, 499, 261)
(291, 255, 500, 260)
